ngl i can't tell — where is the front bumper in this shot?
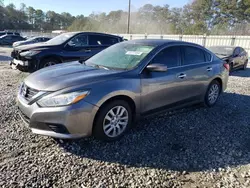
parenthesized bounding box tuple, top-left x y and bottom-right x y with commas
(17, 93, 99, 139)
(10, 58, 30, 71)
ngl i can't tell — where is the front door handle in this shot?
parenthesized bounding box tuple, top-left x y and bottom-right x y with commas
(178, 73, 186, 79)
(207, 67, 213, 71)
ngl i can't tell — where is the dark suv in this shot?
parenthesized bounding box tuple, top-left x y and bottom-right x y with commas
(10, 32, 124, 72)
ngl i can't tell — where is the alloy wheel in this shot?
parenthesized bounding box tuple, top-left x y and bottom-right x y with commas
(103, 106, 129, 138)
(208, 84, 219, 104)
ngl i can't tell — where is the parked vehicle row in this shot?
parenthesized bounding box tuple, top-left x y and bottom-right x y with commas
(208, 46, 248, 72)
(0, 34, 26, 45)
(13, 36, 51, 47)
(17, 38, 230, 141)
(10, 32, 125, 72)
(0, 30, 20, 37)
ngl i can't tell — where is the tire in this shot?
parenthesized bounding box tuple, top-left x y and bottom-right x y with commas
(242, 60, 248, 70)
(39, 58, 60, 69)
(93, 100, 132, 141)
(203, 80, 221, 107)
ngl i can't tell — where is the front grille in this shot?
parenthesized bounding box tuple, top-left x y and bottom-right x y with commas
(47, 124, 70, 134)
(20, 83, 39, 102)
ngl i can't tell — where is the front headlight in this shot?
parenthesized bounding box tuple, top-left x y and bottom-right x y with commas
(20, 50, 40, 57)
(37, 91, 89, 107)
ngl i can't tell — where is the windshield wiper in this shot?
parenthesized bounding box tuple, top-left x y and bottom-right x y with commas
(88, 63, 110, 70)
(97, 65, 110, 70)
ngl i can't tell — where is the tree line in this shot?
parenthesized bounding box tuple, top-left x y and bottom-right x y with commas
(0, 0, 250, 35)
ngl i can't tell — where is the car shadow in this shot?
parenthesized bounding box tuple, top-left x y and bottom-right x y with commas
(57, 90, 250, 172)
(230, 67, 250, 77)
(0, 55, 12, 62)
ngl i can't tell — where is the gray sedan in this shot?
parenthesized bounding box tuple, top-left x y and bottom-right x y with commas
(17, 40, 229, 141)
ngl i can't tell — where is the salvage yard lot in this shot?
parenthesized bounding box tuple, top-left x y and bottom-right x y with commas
(1, 47, 250, 187)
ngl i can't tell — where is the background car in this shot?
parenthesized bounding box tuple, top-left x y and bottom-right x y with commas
(0, 34, 25, 45)
(208, 46, 248, 72)
(0, 31, 20, 37)
(13, 36, 51, 47)
(10, 32, 125, 72)
(17, 40, 229, 141)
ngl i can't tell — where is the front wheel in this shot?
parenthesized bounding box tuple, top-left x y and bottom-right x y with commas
(39, 58, 60, 69)
(93, 100, 132, 141)
(204, 80, 221, 107)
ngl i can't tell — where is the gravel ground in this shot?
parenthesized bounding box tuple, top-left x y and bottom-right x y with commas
(1, 47, 250, 187)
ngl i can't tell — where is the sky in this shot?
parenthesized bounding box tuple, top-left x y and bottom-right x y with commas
(4, 0, 189, 16)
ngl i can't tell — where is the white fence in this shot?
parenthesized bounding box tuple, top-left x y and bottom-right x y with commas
(21, 31, 250, 55)
(119, 34, 250, 55)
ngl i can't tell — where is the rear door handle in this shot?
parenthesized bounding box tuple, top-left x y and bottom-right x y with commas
(85, 49, 91, 52)
(207, 67, 213, 71)
(178, 73, 186, 79)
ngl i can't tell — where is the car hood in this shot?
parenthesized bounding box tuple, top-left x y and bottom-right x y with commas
(24, 62, 122, 91)
(14, 42, 58, 51)
(13, 40, 32, 47)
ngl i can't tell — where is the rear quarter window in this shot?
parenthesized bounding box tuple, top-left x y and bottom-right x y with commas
(89, 35, 119, 45)
(204, 51, 212, 61)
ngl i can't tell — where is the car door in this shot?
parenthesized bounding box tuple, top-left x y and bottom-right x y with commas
(239, 47, 247, 66)
(232, 47, 241, 68)
(63, 34, 90, 62)
(141, 45, 186, 113)
(180, 45, 214, 99)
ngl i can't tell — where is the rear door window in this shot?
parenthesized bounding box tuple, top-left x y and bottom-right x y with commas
(204, 51, 212, 61)
(182, 46, 206, 65)
(89, 35, 119, 46)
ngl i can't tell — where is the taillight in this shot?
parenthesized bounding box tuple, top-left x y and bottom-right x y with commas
(223, 63, 230, 71)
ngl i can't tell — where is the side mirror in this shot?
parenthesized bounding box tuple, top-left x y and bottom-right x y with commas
(146, 64, 167, 72)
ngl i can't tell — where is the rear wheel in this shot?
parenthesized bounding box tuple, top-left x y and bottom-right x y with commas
(39, 58, 60, 69)
(93, 100, 132, 141)
(204, 80, 221, 107)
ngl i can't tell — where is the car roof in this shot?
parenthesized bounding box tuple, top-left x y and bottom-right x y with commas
(66, 32, 123, 38)
(125, 39, 203, 47)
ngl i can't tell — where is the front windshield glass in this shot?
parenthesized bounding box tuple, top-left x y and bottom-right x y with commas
(45, 33, 75, 45)
(85, 42, 155, 70)
(26, 37, 37, 41)
(208, 46, 234, 56)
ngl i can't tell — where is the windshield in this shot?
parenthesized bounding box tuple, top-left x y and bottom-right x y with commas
(208, 46, 234, 56)
(45, 33, 75, 45)
(85, 42, 155, 70)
